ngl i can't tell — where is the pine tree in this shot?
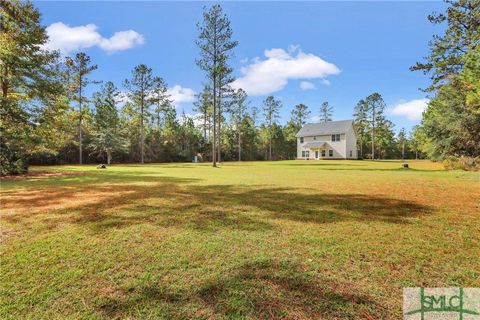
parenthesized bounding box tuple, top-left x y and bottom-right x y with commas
(262, 96, 282, 160)
(291, 103, 310, 129)
(65, 52, 99, 165)
(229, 88, 249, 161)
(319, 102, 333, 122)
(193, 86, 213, 142)
(411, 0, 480, 90)
(90, 82, 126, 165)
(124, 64, 155, 164)
(353, 99, 369, 159)
(411, 1, 480, 159)
(196, 4, 238, 167)
(151, 76, 171, 129)
(397, 128, 407, 159)
(364, 93, 386, 160)
(1, 0, 61, 174)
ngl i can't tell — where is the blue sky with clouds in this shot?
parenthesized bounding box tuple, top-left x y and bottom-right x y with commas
(37, 1, 446, 132)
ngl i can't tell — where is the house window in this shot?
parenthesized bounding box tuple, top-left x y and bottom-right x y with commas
(305, 151, 310, 158)
(331, 134, 340, 142)
(321, 150, 326, 157)
(313, 136, 317, 140)
(350, 150, 352, 157)
(302, 151, 306, 157)
(300, 137, 304, 143)
(329, 150, 333, 157)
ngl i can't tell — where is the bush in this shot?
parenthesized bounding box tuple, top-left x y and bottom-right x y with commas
(443, 156, 480, 171)
(0, 141, 29, 176)
(0, 158, 28, 176)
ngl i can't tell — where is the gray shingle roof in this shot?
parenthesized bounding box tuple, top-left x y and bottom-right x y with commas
(296, 120, 354, 137)
(303, 141, 330, 148)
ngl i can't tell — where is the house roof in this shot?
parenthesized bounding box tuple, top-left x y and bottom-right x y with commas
(296, 120, 354, 137)
(303, 141, 330, 149)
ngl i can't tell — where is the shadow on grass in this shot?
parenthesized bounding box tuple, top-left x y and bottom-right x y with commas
(98, 259, 389, 319)
(1, 172, 428, 319)
(2, 171, 432, 234)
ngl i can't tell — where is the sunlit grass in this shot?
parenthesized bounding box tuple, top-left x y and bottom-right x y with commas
(1, 160, 479, 319)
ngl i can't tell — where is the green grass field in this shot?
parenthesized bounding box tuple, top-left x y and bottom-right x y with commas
(1, 160, 479, 319)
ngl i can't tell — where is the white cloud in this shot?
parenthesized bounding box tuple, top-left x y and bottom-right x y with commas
(232, 46, 340, 96)
(44, 22, 144, 54)
(299, 81, 316, 90)
(389, 98, 429, 121)
(167, 85, 196, 107)
(99, 30, 144, 53)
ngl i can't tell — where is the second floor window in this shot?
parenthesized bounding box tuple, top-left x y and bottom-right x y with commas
(331, 134, 341, 142)
(300, 137, 304, 143)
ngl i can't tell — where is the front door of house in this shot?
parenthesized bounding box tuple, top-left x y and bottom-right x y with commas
(315, 150, 319, 159)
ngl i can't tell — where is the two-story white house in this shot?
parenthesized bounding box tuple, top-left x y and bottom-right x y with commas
(296, 120, 358, 160)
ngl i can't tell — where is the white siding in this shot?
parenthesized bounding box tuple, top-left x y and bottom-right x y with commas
(345, 126, 358, 159)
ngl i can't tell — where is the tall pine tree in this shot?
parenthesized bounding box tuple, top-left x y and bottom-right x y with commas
(291, 103, 310, 129)
(196, 4, 238, 167)
(65, 52, 99, 165)
(319, 102, 333, 122)
(262, 96, 281, 161)
(1, 0, 61, 174)
(90, 82, 126, 165)
(124, 64, 155, 164)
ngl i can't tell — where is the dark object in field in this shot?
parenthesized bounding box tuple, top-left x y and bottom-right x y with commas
(97, 164, 107, 169)
(402, 163, 409, 168)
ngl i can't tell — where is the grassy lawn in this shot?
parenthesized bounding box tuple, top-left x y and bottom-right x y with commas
(1, 160, 479, 319)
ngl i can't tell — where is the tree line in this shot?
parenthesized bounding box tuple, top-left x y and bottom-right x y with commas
(410, 0, 479, 163)
(1, 1, 478, 175)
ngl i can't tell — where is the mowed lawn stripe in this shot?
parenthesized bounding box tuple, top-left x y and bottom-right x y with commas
(1, 160, 479, 319)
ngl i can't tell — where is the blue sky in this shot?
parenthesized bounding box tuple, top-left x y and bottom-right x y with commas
(37, 1, 446, 132)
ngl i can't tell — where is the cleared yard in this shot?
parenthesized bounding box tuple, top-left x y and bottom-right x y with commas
(1, 160, 479, 319)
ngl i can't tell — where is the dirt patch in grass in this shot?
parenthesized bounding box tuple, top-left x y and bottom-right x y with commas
(0, 228, 22, 244)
